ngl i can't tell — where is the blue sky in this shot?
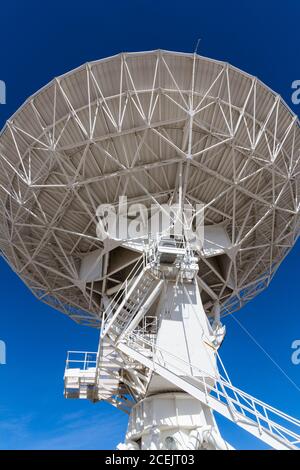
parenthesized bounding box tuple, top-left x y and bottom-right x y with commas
(0, 0, 299, 450)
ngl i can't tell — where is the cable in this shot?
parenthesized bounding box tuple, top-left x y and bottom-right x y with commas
(230, 313, 300, 393)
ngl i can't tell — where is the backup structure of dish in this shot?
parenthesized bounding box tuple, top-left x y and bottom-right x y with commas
(0, 51, 299, 450)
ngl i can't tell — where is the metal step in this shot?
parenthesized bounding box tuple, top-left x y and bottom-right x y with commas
(117, 333, 300, 451)
(102, 267, 159, 339)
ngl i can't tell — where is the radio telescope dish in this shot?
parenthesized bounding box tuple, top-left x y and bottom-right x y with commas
(0, 50, 299, 450)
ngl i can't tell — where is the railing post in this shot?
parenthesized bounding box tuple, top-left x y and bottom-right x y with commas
(252, 399, 263, 435)
(263, 406, 273, 432)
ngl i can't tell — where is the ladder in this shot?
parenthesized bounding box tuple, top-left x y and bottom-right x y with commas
(101, 265, 160, 340)
(95, 337, 122, 401)
(116, 331, 300, 450)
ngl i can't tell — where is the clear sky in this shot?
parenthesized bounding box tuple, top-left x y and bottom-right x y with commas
(0, 0, 299, 450)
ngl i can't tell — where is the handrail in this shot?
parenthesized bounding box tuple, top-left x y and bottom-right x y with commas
(123, 331, 300, 447)
(127, 331, 300, 424)
(102, 236, 194, 334)
(65, 351, 97, 371)
(101, 256, 145, 330)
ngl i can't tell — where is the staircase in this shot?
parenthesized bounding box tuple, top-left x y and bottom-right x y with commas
(96, 337, 122, 401)
(64, 345, 133, 413)
(65, 241, 300, 450)
(64, 318, 300, 447)
(101, 265, 160, 340)
(64, 260, 161, 411)
(117, 331, 300, 450)
(64, 351, 97, 400)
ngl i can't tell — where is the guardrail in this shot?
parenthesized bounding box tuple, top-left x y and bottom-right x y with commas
(65, 351, 97, 370)
(124, 331, 300, 449)
(101, 256, 145, 332)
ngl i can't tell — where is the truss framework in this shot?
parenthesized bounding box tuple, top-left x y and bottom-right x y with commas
(0, 50, 299, 325)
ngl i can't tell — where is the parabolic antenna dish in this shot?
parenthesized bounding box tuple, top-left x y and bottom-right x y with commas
(0, 50, 299, 327)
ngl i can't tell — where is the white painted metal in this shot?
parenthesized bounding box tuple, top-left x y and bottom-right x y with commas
(149, 279, 218, 390)
(118, 333, 300, 450)
(0, 51, 298, 325)
(1, 50, 299, 450)
(64, 242, 300, 449)
(123, 393, 230, 450)
(64, 348, 134, 413)
(64, 314, 300, 449)
(64, 351, 97, 400)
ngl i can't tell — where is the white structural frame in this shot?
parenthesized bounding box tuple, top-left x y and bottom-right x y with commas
(0, 50, 298, 326)
(0, 50, 299, 450)
(64, 243, 300, 450)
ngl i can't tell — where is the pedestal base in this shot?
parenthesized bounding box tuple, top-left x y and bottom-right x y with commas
(119, 392, 229, 450)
